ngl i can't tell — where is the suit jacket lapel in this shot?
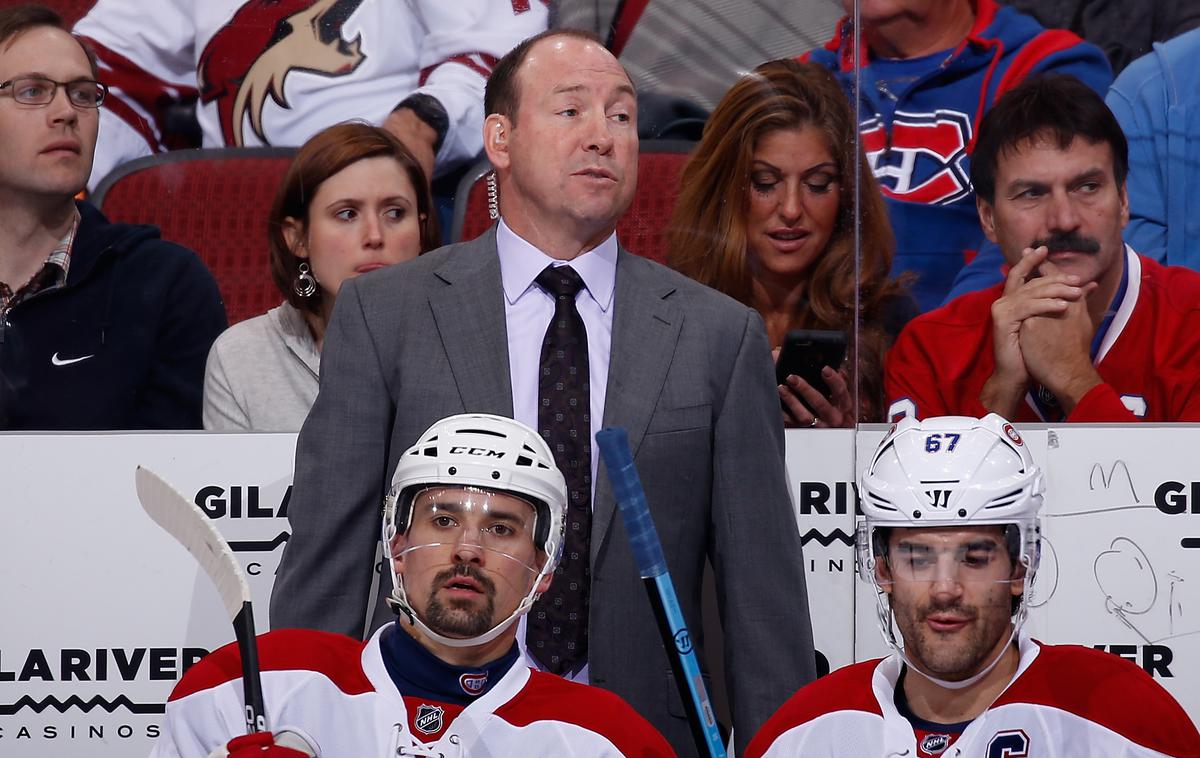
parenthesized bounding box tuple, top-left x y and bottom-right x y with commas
(427, 228, 514, 417)
(593, 250, 682, 559)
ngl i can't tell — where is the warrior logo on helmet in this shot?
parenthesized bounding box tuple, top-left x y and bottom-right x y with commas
(925, 489, 951, 509)
(198, 0, 367, 146)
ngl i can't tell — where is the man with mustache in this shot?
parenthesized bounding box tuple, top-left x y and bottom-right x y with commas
(0, 4, 225, 430)
(885, 74, 1200, 422)
(806, 0, 1113, 312)
(748, 415, 1199, 757)
(154, 413, 672, 757)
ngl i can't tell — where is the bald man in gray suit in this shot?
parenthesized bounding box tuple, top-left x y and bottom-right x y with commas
(271, 28, 815, 755)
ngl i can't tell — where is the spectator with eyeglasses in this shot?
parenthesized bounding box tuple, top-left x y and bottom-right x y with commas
(0, 4, 225, 430)
(0, 75, 106, 109)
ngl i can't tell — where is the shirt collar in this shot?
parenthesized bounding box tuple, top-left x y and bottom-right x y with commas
(378, 623, 520, 706)
(496, 219, 617, 312)
(47, 207, 81, 282)
(0, 209, 79, 310)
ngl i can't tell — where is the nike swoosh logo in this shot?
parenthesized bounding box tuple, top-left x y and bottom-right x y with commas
(51, 352, 95, 366)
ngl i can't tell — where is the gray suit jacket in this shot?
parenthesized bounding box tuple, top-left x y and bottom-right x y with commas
(270, 228, 816, 754)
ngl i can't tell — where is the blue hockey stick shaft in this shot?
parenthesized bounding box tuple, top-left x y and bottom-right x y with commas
(596, 428, 727, 758)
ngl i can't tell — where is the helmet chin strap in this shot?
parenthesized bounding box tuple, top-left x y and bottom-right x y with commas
(384, 542, 550, 650)
(392, 595, 529, 648)
(899, 622, 1019, 690)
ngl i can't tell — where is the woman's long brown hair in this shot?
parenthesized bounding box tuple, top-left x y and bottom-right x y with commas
(667, 59, 909, 420)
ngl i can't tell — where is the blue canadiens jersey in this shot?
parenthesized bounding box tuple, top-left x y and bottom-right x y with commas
(807, 0, 1112, 310)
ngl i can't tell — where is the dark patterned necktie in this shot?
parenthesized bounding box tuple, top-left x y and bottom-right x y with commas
(528, 264, 591, 676)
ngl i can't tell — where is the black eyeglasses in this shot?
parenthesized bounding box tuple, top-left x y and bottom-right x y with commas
(0, 76, 107, 108)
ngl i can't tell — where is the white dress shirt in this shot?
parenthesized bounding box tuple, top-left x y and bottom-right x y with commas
(495, 219, 617, 683)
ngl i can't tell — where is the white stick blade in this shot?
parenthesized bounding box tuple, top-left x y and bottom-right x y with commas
(134, 466, 251, 619)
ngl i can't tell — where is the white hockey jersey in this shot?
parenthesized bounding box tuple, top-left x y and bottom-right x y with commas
(151, 626, 673, 757)
(747, 633, 1200, 758)
(73, 0, 548, 185)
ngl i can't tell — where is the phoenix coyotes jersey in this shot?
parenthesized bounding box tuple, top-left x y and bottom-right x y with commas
(74, 0, 548, 184)
(747, 633, 1200, 758)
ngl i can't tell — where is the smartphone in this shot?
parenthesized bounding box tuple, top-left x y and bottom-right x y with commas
(775, 330, 848, 408)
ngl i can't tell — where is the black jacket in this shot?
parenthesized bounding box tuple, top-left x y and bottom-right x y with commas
(0, 201, 226, 430)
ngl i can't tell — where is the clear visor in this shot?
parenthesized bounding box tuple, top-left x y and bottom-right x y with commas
(856, 523, 1025, 586)
(387, 486, 543, 576)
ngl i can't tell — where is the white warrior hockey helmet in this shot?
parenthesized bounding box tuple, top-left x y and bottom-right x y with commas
(382, 413, 566, 648)
(856, 414, 1045, 687)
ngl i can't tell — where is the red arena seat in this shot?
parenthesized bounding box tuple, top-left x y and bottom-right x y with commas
(450, 139, 695, 264)
(18, 0, 97, 26)
(92, 148, 296, 325)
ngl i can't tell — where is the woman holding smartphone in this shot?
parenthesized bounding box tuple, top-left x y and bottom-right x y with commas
(668, 59, 914, 426)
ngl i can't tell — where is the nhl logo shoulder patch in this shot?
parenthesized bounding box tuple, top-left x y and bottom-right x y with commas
(414, 703, 444, 735)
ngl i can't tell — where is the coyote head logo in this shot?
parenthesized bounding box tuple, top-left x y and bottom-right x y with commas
(198, 0, 366, 146)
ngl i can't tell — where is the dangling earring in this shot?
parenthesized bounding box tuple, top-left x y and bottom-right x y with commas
(294, 261, 317, 298)
(486, 171, 499, 220)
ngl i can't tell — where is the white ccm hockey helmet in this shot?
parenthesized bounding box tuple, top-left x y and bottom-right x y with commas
(382, 414, 566, 648)
(856, 414, 1045, 686)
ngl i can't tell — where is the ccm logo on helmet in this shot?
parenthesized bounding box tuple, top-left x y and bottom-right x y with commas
(448, 446, 503, 458)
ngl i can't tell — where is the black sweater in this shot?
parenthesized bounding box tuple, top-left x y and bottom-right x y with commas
(0, 201, 226, 430)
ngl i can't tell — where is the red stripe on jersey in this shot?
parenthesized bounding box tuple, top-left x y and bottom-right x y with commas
(419, 53, 499, 87)
(169, 629, 372, 702)
(82, 36, 199, 149)
(966, 0, 1000, 39)
(494, 670, 673, 754)
(509, 1, 551, 13)
(997, 642, 1200, 757)
(746, 659, 883, 758)
(99, 90, 160, 153)
(609, 0, 651, 57)
(993, 29, 1088, 99)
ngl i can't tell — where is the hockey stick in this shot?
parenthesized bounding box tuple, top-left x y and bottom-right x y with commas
(596, 429, 727, 758)
(134, 466, 266, 735)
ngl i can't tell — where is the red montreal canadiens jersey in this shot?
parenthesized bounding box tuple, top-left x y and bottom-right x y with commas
(746, 633, 1200, 758)
(886, 248, 1200, 422)
(150, 626, 672, 757)
(73, 0, 547, 184)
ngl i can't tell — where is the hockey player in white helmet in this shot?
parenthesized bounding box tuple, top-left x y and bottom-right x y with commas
(153, 414, 672, 758)
(748, 414, 1200, 758)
